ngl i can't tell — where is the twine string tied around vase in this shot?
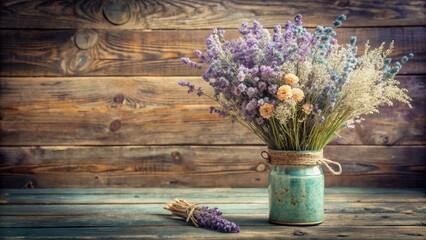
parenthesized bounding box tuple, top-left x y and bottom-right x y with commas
(261, 150, 342, 175)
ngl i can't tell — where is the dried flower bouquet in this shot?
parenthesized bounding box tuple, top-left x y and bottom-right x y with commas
(179, 14, 412, 151)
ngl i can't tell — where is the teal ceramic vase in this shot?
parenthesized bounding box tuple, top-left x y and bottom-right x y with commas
(268, 161, 325, 225)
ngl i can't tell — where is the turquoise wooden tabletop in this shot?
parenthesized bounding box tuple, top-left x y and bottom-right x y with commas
(0, 188, 425, 239)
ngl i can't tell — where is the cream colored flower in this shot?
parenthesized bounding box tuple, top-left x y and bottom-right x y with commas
(283, 73, 299, 85)
(292, 88, 305, 102)
(302, 103, 313, 114)
(259, 103, 274, 119)
(277, 85, 292, 101)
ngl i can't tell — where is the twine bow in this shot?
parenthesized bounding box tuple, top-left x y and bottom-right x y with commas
(261, 150, 342, 175)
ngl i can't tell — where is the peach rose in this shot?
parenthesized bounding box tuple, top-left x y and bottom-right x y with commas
(259, 103, 274, 119)
(302, 103, 313, 114)
(292, 88, 305, 102)
(277, 85, 293, 101)
(284, 73, 299, 85)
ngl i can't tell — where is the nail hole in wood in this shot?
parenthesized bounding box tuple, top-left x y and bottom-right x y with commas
(171, 151, 181, 161)
(114, 94, 125, 104)
(103, 0, 131, 25)
(110, 119, 122, 132)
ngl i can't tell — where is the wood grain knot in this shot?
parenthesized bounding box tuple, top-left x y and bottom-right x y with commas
(109, 119, 122, 132)
(68, 51, 92, 73)
(171, 151, 181, 161)
(103, 0, 131, 25)
(293, 231, 306, 236)
(74, 29, 99, 50)
(113, 94, 125, 104)
(255, 163, 266, 172)
(379, 135, 390, 144)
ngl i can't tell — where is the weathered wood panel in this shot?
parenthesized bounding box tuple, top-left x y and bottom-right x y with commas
(1, 188, 425, 204)
(0, 146, 424, 188)
(2, 224, 425, 239)
(0, 188, 424, 239)
(0, 27, 423, 76)
(0, 76, 423, 146)
(1, 213, 425, 228)
(1, 0, 425, 29)
(0, 0, 425, 190)
(1, 201, 425, 216)
(2, 187, 423, 194)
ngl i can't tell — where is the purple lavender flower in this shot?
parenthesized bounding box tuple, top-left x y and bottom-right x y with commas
(197, 87, 203, 96)
(217, 29, 226, 43)
(247, 87, 257, 97)
(294, 14, 302, 26)
(268, 84, 277, 95)
(196, 50, 208, 63)
(181, 57, 202, 69)
(178, 81, 195, 94)
(246, 99, 258, 111)
(232, 86, 242, 96)
(209, 106, 228, 117)
(258, 81, 267, 92)
(237, 83, 247, 93)
(260, 65, 274, 79)
(255, 117, 265, 125)
(195, 207, 240, 233)
(238, 22, 250, 35)
(165, 200, 239, 234)
(273, 24, 282, 42)
(248, 66, 259, 77)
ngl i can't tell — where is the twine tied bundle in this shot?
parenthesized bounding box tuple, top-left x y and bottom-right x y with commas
(165, 199, 200, 227)
(261, 150, 342, 175)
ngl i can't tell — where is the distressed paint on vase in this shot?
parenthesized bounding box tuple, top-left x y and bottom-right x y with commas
(268, 164, 324, 225)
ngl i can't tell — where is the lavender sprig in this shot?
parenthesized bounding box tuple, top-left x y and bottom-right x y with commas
(164, 199, 240, 233)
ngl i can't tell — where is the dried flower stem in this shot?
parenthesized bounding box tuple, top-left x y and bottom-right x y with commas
(164, 199, 199, 227)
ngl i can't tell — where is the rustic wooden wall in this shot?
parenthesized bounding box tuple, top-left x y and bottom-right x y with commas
(0, 0, 425, 188)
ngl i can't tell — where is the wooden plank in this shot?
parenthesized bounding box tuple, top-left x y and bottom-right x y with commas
(0, 188, 424, 204)
(0, 27, 424, 76)
(0, 76, 423, 145)
(1, 0, 424, 29)
(0, 187, 424, 195)
(0, 202, 424, 216)
(1, 188, 424, 239)
(0, 213, 424, 228)
(1, 225, 424, 239)
(1, 172, 423, 189)
(0, 146, 424, 188)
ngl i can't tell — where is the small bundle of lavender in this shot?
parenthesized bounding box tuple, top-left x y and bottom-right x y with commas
(164, 199, 240, 233)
